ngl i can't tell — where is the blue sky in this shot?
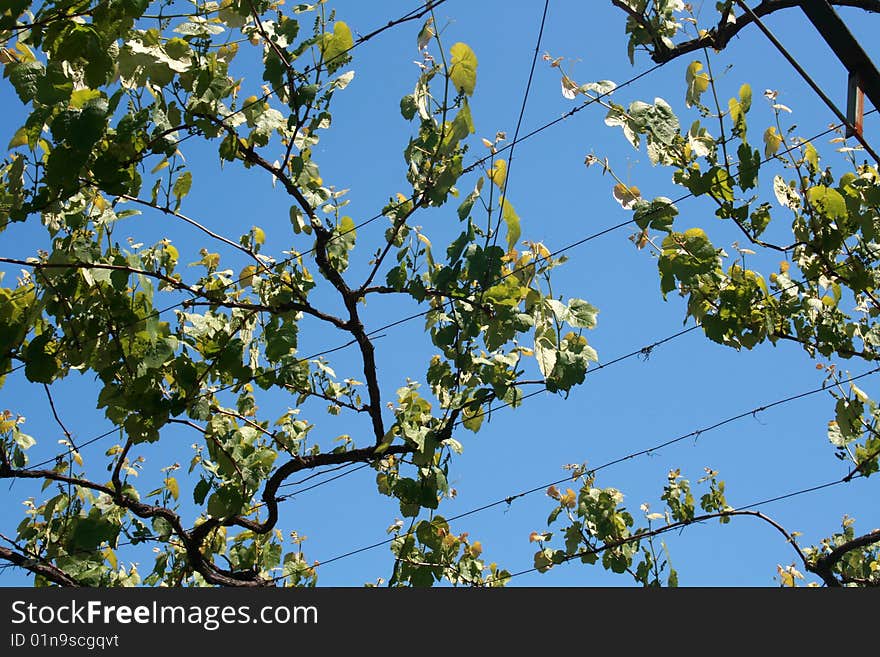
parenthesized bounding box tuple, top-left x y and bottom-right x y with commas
(1, 0, 878, 586)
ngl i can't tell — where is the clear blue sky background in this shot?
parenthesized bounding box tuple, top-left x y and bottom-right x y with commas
(1, 0, 878, 586)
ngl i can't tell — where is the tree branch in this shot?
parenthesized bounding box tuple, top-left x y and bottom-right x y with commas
(183, 299, 348, 331)
(0, 257, 348, 331)
(0, 461, 263, 586)
(188, 114, 389, 443)
(618, 1, 880, 64)
(357, 206, 419, 294)
(0, 545, 81, 586)
(809, 528, 880, 587)
(42, 383, 78, 452)
(771, 331, 873, 360)
(547, 508, 810, 582)
(190, 443, 414, 543)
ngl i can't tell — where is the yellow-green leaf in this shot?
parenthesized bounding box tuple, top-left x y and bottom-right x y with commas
(685, 61, 709, 108)
(501, 197, 520, 252)
(70, 88, 102, 109)
(462, 404, 484, 432)
(164, 243, 179, 263)
(729, 96, 747, 138)
(166, 476, 179, 500)
(739, 83, 752, 113)
(322, 21, 353, 73)
(239, 264, 257, 288)
(103, 547, 118, 570)
(764, 126, 782, 159)
(803, 142, 819, 173)
(488, 159, 506, 189)
(806, 185, 847, 220)
(7, 127, 27, 149)
(450, 42, 477, 96)
(172, 171, 192, 208)
(340, 215, 356, 239)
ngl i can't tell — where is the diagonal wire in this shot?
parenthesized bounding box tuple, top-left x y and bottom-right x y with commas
(0, 56, 672, 383)
(6, 20, 878, 484)
(297, 366, 880, 574)
(491, 0, 551, 242)
(0, 0, 448, 234)
(10, 107, 876, 474)
(732, 0, 880, 164)
(497, 476, 855, 584)
(6, 5, 878, 579)
(5, 361, 876, 581)
(273, 324, 700, 498)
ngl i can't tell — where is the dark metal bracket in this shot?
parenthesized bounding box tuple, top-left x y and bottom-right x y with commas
(799, 1, 880, 138)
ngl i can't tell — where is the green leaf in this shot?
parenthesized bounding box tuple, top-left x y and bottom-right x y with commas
(172, 171, 192, 209)
(444, 101, 475, 151)
(638, 97, 679, 144)
(8, 61, 44, 103)
(140, 338, 174, 370)
(633, 197, 678, 232)
(806, 185, 847, 221)
(705, 167, 734, 202)
(749, 203, 772, 237)
(70, 516, 119, 550)
(327, 215, 357, 271)
(737, 143, 760, 191)
(207, 487, 245, 518)
(25, 333, 58, 383)
(567, 299, 598, 329)
(54, 25, 113, 87)
(457, 178, 483, 221)
(400, 94, 418, 121)
(628, 97, 680, 164)
(658, 228, 719, 297)
(193, 478, 211, 505)
(501, 197, 520, 252)
(36, 61, 73, 105)
(50, 100, 108, 151)
(290, 205, 311, 235)
(450, 42, 478, 96)
(265, 319, 299, 361)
